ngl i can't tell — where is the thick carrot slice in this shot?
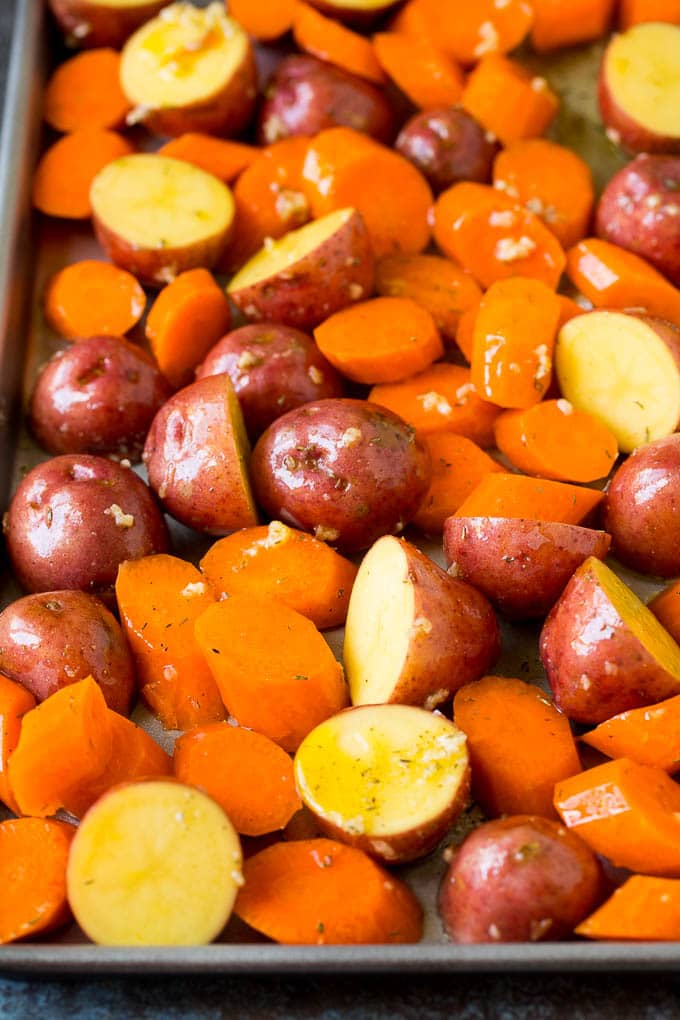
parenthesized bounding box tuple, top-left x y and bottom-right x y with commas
(581, 696, 680, 773)
(554, 758, 680, 875)
(531, 0, 615, 51)
(194, 595, 348, 752)
(374, 254, 482, 345)
(116, 555, 226, 733)
(576, 876, 680, 940)
(0, 675, 36, 814)
(0, 818, 74, 945)
(43, 49, 131, 132)
(454, 473, 604, 524)
(314, 297, 443, 384)
(235, 839, 422, 944)
(493, 139, 595, 249)
(494, 400, 619, 482)
(158, 134, 258, 182)
(619, 0, 680, 28)
(145, 268, 231, 389)
(199, 521, 358, 630)
(373, 33, 464, 109)
(649, 581, 680, 645)
(44, 260, 146, 340)
(558, 294, 584, 327)
(411, 434, 504, 534)
(461, 55, 559, 146)
(369, 362, 502, 447)
(293, 3, 385, 83)
(32, 129, 134, 219)
(454, 676, 581, 819)
(415, 0, 534, 64)
(229, 0, 299, 40)
(174, 723, 301, 836)
(455, 300, 479, 362)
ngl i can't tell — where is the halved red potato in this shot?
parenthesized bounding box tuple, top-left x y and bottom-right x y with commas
(227, 208, 375, 332)
(294, 704, 470, 863)
(120, 3, 256, 138)
(90, 154, 235, 287)
(599, 22, 680, 153)
(443, 518, 612, 620)
(48, 0, 171, 49)
(304, 0, 402, 26)
(344, 536, 500, 709)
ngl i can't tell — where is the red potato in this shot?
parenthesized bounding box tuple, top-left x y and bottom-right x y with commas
(443, 518, 612, 620)
(0, 591, 135, 716)
(344, 536, 500, 709)
(395, 108, 498, 195)
(47, 0, 171, 48)
(439, 816, 604, 944)
(120, 3, 256, 138)
(196, 323, 344, 439)
(250, 399, 431, 553)
(29, 335, 171, 462)
(3, 455, 169, 601)
(540, 557, 680, 724)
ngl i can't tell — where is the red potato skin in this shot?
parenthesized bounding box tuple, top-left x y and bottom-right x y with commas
(29, 336, 171, 462)
(396, 108, 499, 195)
(439, 816, 604, 944)
(47, 0, 171, 49)
(251, 399, 432, 553)
(196, 323, 344, 439)
(0, 590, 135, 715)
(598, 48, 680, 154)
(3, 455, 170, 603)
(443, 518, 612, 620)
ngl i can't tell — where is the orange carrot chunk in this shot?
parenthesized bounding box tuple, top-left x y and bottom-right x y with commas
(158, 134, 259, 182)
(293, 3, 385, 84)
(461, 55, 559, 146)
(454, 473, 604, 524)
(373, 33, 464, 109)
(229, 0, 299, 40)
(455, 300, 480, 362)
(576, 876, 680, 940)
(0, 675, 36, 815)
(558, 295, 584, 327)
(32, 129, 134, 219)
(415, 0, 534, 65)
(0, 818, 74, 945)
(411, 434, 504, 534)
(619, 0, 680, 27)
(581, 695, 680, 774)
(235, 839, 423, 944)
(649, 581, 680, 646)
(44, 260, 146, 340)
(43, 49, 131, 132)
(531, 0, 615, 51)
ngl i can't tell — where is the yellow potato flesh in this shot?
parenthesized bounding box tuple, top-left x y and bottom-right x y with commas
(67, 780, 242, 946)
(555, 311, 680, 453)
(605, 23, 680, 141)
(90, 154, 234, 251)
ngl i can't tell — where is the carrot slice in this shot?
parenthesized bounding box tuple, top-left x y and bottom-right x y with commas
(454, 473, 604, 524)
(454, 676, 581, 819)
(199, 521, 358, 630)
(96, 711, 172, 789)
(293, 3, 385, 83)
(581, 696, 680, 773)
(145, 268, 231, 389)
(531, 0, 615, 51)
(558, 294, 584, 327)
(0, 818, 74, 945)
(0, 675, 36, 815)
(619, 0, 680, 27)
(461, 55, 559, 146)
(577, 876, 680, 940)
(388, 1, 434, 42)
(415, 0, 534, 64)
(116, 555, 226, 733)
(373, 33, 464, 109)
(44, 260, 146, 340)
(235, 839, 422, 944)
(158, 134, 258, 183)
(174, 723, 301, 836)
(229, 0, 299, 39)
(32, 129, 134, 219)
(649, 581, 680, 645)
(43, 49, 131, 132)
(411, 434, 504, 534)
(455, 300, 479, 362)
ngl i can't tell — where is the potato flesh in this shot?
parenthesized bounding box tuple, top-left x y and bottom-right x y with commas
(605, 24, 680, 141)
(294, 705, 469, 839)
(67, 780, 242, 946)
(555, 311, 680, 452)
(90, 154, 234, 250)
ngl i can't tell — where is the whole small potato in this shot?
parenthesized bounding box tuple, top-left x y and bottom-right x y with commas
(396, 108, 498, 194)
(0, 590, 135, 715)
(4, 455, 170, 600)
(258, 55, 396, 146)
(29, 336, 171, 462)
(596, 155, 680, 286)
(196, 323, 344, 438)
(439, 816, 604, 944)
(251, 399, 431, 553)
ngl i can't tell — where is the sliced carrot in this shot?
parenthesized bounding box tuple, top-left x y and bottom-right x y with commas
(581, 696, 680, 774)
(229, 0, 299, 39)
(411, 434, 504, 534)
(576, 876, 680, 940)
(158, 134, 258, 183)
(235, 839, 422, 944)
(44, 260, 146, 340)
(194, 595, 348, 752)
(389, 1, 433, 40)
(494, 400, 619, 482)
(314, 297, 443, 384)
(373, 33, 464, 109)
(293, 3, 385, 84)
(97, 711, 172, 788)
(199, 521, 358, 630)
(454, 473, 604, 524)
(461, 55, 559, 146)
(43, 49, 131, 132)
(455, 300, 479, 362)
(415, 0, 534, 64)
(493, 139, 595, 249)
(0, 818, 74, 945)
(174, 723, 301, 836)
(649, 581, 680, 645)
(116, 555, 226, 733)
(0, 675, 36, 815)
(32, 129, 134, 219)
(619, 0, 680, 28)
(369, 362, 502, 448)
(558, 294, 584, 327)
(454, 676, 581, 819)
(531, 0, 615, 51)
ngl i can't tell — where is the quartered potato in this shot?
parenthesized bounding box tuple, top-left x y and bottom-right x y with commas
(48, 0, 172, 50)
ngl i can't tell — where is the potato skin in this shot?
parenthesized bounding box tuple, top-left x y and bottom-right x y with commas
(439, 816, 604, 944)
(258, 55, 396, 146)
(251, 399, 431, 553)
(29, 336, 171, 462)
(443, 518, 612, 620)
(396, 108, 498, 194)
(3, 455, 170, 602)
(0, 591, 135, 715)
(196, 323, 344, 438)
(47, 0, 171, 49)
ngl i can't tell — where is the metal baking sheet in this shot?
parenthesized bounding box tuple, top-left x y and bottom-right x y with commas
(0, 0, 676, 974)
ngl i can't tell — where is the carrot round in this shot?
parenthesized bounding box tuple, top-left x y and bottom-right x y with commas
(0, 675, 36, 815)
(314, 297, 443, 384)
(158, 134, 258, 183)
(581, 695, 680, 774)
(531, 0, 616, 51)
(32, 129, 134, 219)
(453, 473, 604, 524)
(43, 49, 131, 132)
(44, 260, 146, 340)
(373, 33, 464, 109)
(649, 581, 680, 645)
(234, 838, 422, 944)
(411, 434, 504, 534)
(0, 818, 74, 945)
(415, 0, 534, 64)
(619, 0, 680, 28)
(455, 300, 479, 362)
(461, 55, 559, 146)
(576, 876, 680, 941)
(229, 0, 299, 40)
(174, 723, 301, 836)
(293, 3, 385, 84)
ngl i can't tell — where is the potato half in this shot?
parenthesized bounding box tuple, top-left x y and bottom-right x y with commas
(48, 0, 172, 49)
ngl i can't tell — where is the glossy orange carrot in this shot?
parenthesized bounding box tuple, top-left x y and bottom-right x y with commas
(576, 876, 680, 940)
(373, 33, 464, 109)
(0, 819, 74, 945)
(0, 675, 36, 814)
(649, 581, 680, 645)
(158, 134, 259, 182)
(44, 260, 146, 340)
(43, 49, 131, 131)
(454, 473, 604, 524)
(32, 129, 134, 219)
(92, 710, 172, 795)
(415, 0, 534, 64)
(558, 294, 584, 327)
(455, 300, 479, 362)
(411, 434, 504, 534)
(293, 3, 385, 83)
(618, 0, 680, 27)
(531, 0, 615, 51)
(581, 696, 680, 774)
(229, 0, 299, 39)
(388, 0, 434, 40)
(461, 55, 559, 145)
